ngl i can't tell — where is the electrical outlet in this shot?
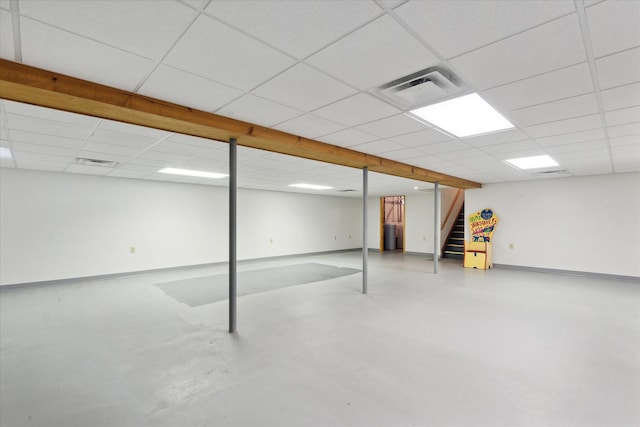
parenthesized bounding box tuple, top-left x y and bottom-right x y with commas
(423, 236, 426, 241)
(129, 246, 136, 254)
(269, 238, 273, 244)
(334, 236, 337, 240)
(509, 243, 514, 249)
(349, 234, 352, 239)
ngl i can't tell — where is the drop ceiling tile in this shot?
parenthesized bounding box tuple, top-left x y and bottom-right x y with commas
(13, 150, 74, 163)
(460, 129, 530, 147)
(605, 106, 640, 126)
(3, 101, 100, 127)
(313, 93, 400, 127)
(206, 0, 381, 59)
(568, 163, 614, 176)
(609, 134, 640, 147)
(318, 128, 378, 147)
(123, 158, 170, 168)
(388, 128, 452, 147)
(15, 160, 68, 172)
(437, 149, 486, 161)
(483, 63, 593, 111)
(608, 122, 640, 139)
(350, 139, 405, 155)
(88, 129, 160, 148)
(450, 14, 585, 90)
(0, 10, 15, 60)
(9, 130, 85, 149)
(524, 114, 603, 138)
(252, 63, 357, 111)
(410, 155, 460, 170)
(492, 148, 547, 161)
(5, 114, 92, 140)
(382, 148, 429, 161)
(12, 141, 77, 158)
(65, 164, 116, 176)
(273, 114, 346, 139)
(150, 140, 214, 157)
(179, 158, 228, 171)
(136, 150, 191, 163)
(553, 148, 610, 162)
(544, 139, 608, 154)
(138, 65, 243, 112)
(166, 134, 227, 150)
(75, 151, 131, 163)
(164, 14, 296, 90)
(417, 140, 470, 155)
(480, 140, 541, 155)
(509, 93, 598, 127)
(355, 114, 431, 138)
(81, 142, 144, 157)
(216, 94, 302, 127)
(396, 0, 575, 59)
(20, 18, 156, 91)
(534, 128, 605, 147)
(307, 15, 439, 90)
(19, 0, 196, 60)
(106, 169, 152, 179)
(0, 158, 15, 168)
(601, 82, 640, 112)
(596, 47, 640, 90)
(97, 119, 171, 139)
(586, 0, 640, 58)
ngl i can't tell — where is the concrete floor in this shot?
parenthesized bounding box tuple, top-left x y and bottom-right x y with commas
(1, 251, 638, 427)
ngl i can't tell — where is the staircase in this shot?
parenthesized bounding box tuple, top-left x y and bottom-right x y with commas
(443, 204, 465, 259)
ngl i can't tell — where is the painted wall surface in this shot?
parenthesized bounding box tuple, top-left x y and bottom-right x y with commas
(0, 168, 362, 285)
(465, 173, 640, 277)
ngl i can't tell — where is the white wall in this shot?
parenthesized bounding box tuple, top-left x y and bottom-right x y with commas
(0, 168, 362, 285)
(465, 173, 640, 277)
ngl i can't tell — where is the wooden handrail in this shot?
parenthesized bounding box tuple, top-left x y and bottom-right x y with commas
(441, 188, 463, 229)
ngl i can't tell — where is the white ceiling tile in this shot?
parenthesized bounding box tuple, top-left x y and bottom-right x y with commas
(105, 169, 151, 179)
(96, 120, 170, 140)
(534, 128, 605, 147)
(216, 94, 302, 127)
(389, 128, 452, 147)
(307, 15, 439, 90)
(166, 134, 226, 150)
(596, 48, 640, 90)
(605, 106, 640, 126)
(138, 65, 243, 112)
(318, 128, 378, 147)
(76, 151, 131, 163)
(608, 123, 640, 139)
(355, 114, 431, 138)
(554, 148, 610, 162)
(523, 114, 603, 138)
(13, 150, 73, 164)
(19, 0, 196, 60)
(252, 63, 357, 111)
(450, 14, 585, 89)
(123, 158, 170, 168)
(21, 18, 156, 91)
(609, 134, 640, 147)
(136, 150, 190, 163)
(410, 155, 461, 170)
(206, 0, 381, 59)
(165, 15, 296, 90)
(417, 140, 470, 155)
(480, 140, 541, 155)
(273, 114, 346, 139)
(15, 160, 68, 172)
(483, 63, 593, 111)
(9, 130, 85, 149)
(396, 0, 575, 59)
(12, 142, 76, 158)
(87, 131, 160, 151)
(151, 141, 212, 157)
(463, 129, 531, 147)
(586, 0, 640, 58)
(5, 114, 92, 140)
(0, 158, 15, 169)
(600, 82, 640, 111)
(382, 148, 428, 161)
(0, 9, 15, 60)
(3, 101, 100, 127)
(65, 163, 115, 176)
(81, 142, 144, 157)
(313, 93, 400, 127)
(568, 163, 614, 176)
(350, 139, 405, 155)
(509, 93, 598, 126)
(545, 139, 608, 155)
(438, 149, 486, 161)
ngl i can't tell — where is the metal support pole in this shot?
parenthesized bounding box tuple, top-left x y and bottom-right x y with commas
(229, 138, 237, 333)
(434, 182, 440, 274)
(362, 166, 368, 294)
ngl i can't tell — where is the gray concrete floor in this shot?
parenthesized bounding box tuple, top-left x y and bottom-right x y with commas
(1, 252, 638, 427)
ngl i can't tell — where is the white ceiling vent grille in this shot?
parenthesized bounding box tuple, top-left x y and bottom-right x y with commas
(75, 157, 119, 168)
(532, 170, 571, 178)
(372, 66, 467, 110)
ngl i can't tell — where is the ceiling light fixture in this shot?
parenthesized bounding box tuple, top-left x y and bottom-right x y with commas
(289, 183, 333, 190)
(504, 155, 559, 170)
(158, 167, 228, 179)
(409, 93, 514, 138)
(0, 147, 13, 159)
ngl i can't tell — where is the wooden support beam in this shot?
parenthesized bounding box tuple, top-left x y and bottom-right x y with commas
(0, 59, 481, 189)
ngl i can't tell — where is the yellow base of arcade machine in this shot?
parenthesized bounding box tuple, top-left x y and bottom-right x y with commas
(463, 241, 493, 269)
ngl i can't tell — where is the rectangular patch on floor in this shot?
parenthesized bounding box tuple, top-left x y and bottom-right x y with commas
(154, 263, 361, 307)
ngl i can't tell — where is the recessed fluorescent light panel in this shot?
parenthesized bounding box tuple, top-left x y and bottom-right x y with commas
(505, 155, 559, 170)
(409, 93, 515, 138)
(289, 183, 333, 190)
(0, 147, 12, 159)
(158, 167, 228, 179)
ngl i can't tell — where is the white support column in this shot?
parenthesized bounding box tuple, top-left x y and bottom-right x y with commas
(229, 138, 237, 333)
(434, 182, 440, 274)
(362, 166, 368, 294)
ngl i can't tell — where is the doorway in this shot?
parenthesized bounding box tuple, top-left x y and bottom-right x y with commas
(380, 195, 405, 253)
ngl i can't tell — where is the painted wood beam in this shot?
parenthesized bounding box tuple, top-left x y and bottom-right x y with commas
(0, 59, 481, 189)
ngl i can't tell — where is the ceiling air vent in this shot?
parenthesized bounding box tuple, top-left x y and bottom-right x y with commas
(75, 157, 119, 168)
(337, 189, 358, 192)
(373, 66, 467, 110)
(532, 170, 571, 178)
